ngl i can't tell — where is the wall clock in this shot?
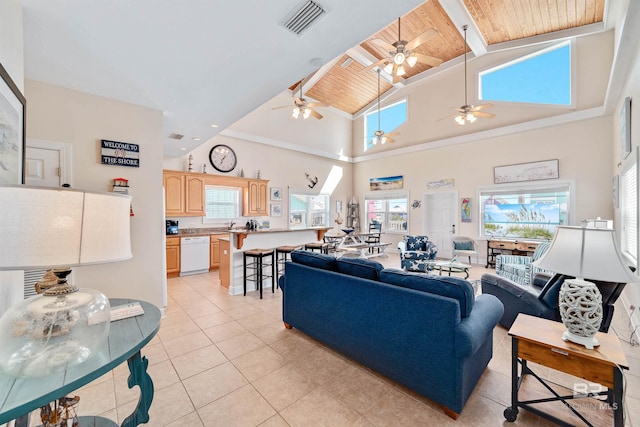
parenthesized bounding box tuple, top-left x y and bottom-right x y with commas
(209, 144, 237, 173)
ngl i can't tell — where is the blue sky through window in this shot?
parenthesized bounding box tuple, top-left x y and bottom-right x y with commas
(364, 100, 406, 150)
(479, 42, 571, 105)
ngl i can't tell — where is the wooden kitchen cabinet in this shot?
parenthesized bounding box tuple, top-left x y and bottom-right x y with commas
(166, 236, 180, 277)
(219, 238, 231, 288)
(163, 171, 205, 216)
(209, 234, 227, 270)
(242, 179, 268, 216)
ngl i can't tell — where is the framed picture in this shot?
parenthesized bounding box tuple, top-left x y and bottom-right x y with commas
(461, 198, 471, 222)
(0, 62, 26, 185)
(494, 159, 559, 184)
(270, 203, 282, 217)
(370, 175, 403, 191)
(612, 174, 619, 209)
(270, 187, 282, 201)
(620, 97, 631, 161)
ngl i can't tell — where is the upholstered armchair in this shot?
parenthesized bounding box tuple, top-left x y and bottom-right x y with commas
(451, 236, 479, 265)
(495, 241, 552, 286)
(398, 235, 438, 272)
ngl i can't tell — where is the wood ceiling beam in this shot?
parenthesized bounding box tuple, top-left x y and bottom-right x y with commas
(439, 0, 488, 56)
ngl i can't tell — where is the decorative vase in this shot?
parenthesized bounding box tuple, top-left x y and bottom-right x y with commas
(558, 278, 603, 349)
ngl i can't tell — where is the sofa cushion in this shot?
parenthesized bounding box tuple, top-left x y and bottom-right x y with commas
(336, 257, 384, 281)
(379, 268, 475, 318)
(290, 250, 337, 271)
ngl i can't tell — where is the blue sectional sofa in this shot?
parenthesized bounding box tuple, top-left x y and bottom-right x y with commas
(279, 250, 504, 418)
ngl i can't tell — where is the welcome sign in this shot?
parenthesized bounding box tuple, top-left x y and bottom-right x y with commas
(101, 139, 140, 167)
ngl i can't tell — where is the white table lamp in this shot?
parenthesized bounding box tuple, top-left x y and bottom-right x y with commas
(532, 226, 636, 349)
(0, 186, 132, 377)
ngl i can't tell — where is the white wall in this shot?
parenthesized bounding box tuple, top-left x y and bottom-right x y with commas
(25, 80, 166, 309)
(0, 0, 25, 316)
(353, 115, 614, 259)
(352, 30, 614, 158)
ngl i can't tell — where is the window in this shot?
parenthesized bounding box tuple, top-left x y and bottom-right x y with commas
(289, 192, 330, 229)
(621, 149, 638, 267)
(364, 192, 408, 233)
(364, 99, 407, 151)
(204, 186, 240, 222)
(479, 41, 572, 106)
(479, 182, 573, 240)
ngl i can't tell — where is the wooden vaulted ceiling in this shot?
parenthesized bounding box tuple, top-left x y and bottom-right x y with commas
(285, 0, 605, 117)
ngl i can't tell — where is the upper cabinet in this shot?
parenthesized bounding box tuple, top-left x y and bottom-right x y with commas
(163, 171, 205, 216)
(243, 179, 268, 216)
(164, 170, 269, 217)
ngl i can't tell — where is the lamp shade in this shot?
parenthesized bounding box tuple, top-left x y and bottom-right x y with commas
(532, 226, 636, 283)
(0, 186, 132, 269)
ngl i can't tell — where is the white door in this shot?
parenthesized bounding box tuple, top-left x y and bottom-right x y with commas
(424, 192, 457, 259)
(25, 146, 61, 187)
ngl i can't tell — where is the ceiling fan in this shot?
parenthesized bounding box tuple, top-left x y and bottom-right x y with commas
(448, 25, 495, 125)
(272, 78, 328, 120)
(370, 69, 399, 145)
(363, 17, 442, 83)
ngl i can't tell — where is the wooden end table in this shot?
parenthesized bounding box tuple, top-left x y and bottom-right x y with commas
(506, 314, 628, 426)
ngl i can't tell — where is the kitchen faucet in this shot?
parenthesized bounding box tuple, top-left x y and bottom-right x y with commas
(229, 220, 236, 230)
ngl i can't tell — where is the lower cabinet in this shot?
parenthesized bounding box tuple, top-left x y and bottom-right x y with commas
(166, 237, 180, 277)
(219, 239, 231, 288)
(210, 234, 228, 270)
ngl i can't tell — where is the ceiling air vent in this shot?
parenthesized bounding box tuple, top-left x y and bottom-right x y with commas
(169, 133, 184, 140)
(282, 1, 326, 36)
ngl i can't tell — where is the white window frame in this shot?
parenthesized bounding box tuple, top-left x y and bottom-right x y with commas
(477, 180, 575, 240)
(620, 148, 639, 270)
(203, 185, 240, 223)
(289, 191, 331, 230)
(478, 40, 576, 109)
(363, 191, 409, 234)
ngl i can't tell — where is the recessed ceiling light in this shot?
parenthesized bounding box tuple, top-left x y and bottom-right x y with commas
(180, 147, 186, 151)
(193, 137, 201, 141)
(210, 124, 219, 128)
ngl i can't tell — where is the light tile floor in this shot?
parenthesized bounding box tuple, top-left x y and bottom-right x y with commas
(29, 253, 640, 426)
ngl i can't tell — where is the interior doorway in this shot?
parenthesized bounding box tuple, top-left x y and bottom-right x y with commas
(25, 139, 72, 187)
(423, 191, 458, 259)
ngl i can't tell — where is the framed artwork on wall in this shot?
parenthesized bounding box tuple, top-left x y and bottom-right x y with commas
(270, 203, 282, 217)
(0, 62, 26, 185)
(270, 187, 282, 201)
(620, 97, 631, 161)
(461, 198, 471, 222)
(494, 159, 559, 184)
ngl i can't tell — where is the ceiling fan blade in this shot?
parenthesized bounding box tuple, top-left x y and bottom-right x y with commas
(309, 108, 323, 120)
(272, 105, 293, 110)
(437, 113, 458, 121)
(371, 38, 395, 52)
(470, 103, 494, 111)
(413, 53, 443, 67)
(405, 28, 438, 51)
(293, 97, 303, 104)
(385, 137, 396, 143)
(473, 111, 495, 119)
(385, 132, 400, 136)
(360, 58, 390, 73)
(306, 102, 329, 108)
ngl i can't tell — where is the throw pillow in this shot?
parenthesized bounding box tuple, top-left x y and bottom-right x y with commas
(336, 257, 384, 281)
(454, 241, 473, 251)
(405, 235, 428, 251)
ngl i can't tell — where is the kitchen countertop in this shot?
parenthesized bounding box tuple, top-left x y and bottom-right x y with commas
(167, 227, 231, 238)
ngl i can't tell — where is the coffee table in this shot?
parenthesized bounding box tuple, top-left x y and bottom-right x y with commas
(433, 260, 471, 279)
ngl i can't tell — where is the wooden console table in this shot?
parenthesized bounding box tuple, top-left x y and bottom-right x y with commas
(0, 299, 161, 427)
(486, 238, 539, 268)
(506, 314, 628, 426)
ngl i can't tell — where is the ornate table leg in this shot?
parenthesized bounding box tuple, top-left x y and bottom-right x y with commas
(121, 351, 154, 427)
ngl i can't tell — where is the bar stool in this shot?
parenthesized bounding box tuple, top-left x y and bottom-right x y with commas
(243, 248, 275, 299)
(275, 245, 302, 281)
(304, 242, 329, 254)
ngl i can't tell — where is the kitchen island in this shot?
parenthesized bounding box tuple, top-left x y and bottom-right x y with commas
(225, 227, 331, 295)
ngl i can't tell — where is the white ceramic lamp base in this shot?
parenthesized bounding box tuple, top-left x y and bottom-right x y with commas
(558, 278, 603, 350)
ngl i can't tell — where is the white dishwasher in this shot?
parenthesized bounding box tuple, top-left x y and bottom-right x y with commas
(180, 236, 210, 276)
